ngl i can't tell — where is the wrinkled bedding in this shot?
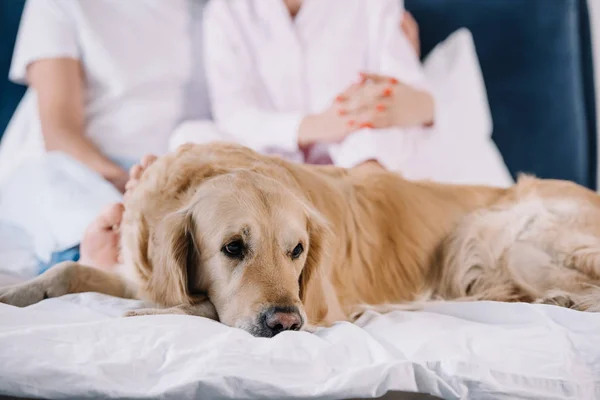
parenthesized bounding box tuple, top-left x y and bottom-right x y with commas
(1, 293, 599, 400)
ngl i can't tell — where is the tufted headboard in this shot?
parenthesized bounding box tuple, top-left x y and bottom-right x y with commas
(1, 0, 597, 189)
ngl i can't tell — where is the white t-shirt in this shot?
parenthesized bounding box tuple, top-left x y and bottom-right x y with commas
(1, 0, 210, 178)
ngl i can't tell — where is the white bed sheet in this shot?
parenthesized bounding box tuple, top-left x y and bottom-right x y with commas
(1, 295, 599, 400)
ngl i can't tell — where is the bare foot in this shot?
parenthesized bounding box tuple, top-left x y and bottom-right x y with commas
(79, 203, 124, 271)
(80, 154, 158, 271)
(124, 154, 158, 200)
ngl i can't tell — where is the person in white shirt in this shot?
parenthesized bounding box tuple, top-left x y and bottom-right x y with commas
(0, 0, 211, 273)
(170, 0, 513, 185)
(1, 0, 211, 192)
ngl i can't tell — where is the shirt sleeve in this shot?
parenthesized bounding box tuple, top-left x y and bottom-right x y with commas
(202, 1, 303, 154)
(329, 0, 436, 170)
(9, 0, 80, 85)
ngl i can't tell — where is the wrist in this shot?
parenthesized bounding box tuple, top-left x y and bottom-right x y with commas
(298, 114, 319, 148)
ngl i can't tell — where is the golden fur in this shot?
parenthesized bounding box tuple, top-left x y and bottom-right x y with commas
(3, 142, 600, 336)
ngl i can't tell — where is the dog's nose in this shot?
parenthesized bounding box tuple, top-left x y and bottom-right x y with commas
(261, 306, 302, 336)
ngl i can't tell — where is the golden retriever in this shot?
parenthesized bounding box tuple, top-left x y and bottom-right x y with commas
(2, 142, 600, 337)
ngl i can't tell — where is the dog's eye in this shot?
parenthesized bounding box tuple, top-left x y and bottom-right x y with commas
(291, 243, 304, 259)
(222, 240, 245, 259)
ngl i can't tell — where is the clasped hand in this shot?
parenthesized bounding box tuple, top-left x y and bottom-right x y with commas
(298, 73, 434, 147)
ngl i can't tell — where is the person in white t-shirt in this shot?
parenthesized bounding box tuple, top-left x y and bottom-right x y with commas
(0, 0, 212, 273)
(1, 0, 211, 191)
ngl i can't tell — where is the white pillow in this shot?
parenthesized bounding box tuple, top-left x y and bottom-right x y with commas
(421, 28, 514, 188)
(423, 27, 493, 142)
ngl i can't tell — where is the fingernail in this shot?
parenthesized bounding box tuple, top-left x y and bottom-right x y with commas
(338, 109, 347, 116)
(359, 122, 374, 129)
(348, 120, 356, 126)
(335, 95, 346, 102)
(382, 88, 393, 97)
(376, 104, 386, 112)
(389, 78, 399, 85)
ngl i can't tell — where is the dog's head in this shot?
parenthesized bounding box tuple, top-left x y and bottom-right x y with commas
(147, 170, 330, 337)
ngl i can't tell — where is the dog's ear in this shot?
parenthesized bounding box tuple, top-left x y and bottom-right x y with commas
(147, 210, 199, 307)
(299, 208, 332, 325)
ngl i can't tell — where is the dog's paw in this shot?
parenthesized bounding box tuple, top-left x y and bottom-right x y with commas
(347, 304, 377, 321)
(124, 302, 220, 319)
(348, 302, 427, 321)
(535, 290, 576, 309)
(0, 284, 46, 308)
(301, 323, 319, 333)
(347, 304, 391, 321)
(123, 308, 165, 317)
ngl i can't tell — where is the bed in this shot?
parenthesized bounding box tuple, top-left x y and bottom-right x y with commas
(0, 0, 598, 399)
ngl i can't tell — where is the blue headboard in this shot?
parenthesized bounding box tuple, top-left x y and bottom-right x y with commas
(0, 1, 26, 140)
(406, 0, 597, 189)
(1, 0, 597, 189)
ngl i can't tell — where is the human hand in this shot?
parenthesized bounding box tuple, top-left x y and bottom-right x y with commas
(335, 72, 434, 130)
(298, 102, 356, 147)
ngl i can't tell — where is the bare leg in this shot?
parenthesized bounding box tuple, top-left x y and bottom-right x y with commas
(0, 261, 135, 307)
(79, 154, 159, 271)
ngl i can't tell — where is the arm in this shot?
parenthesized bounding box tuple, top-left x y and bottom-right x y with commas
(9, 0, 127, 191)
(28, 59, 128, 191)
(202, 2, 351, 153)
(203, 2, 301, 153)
